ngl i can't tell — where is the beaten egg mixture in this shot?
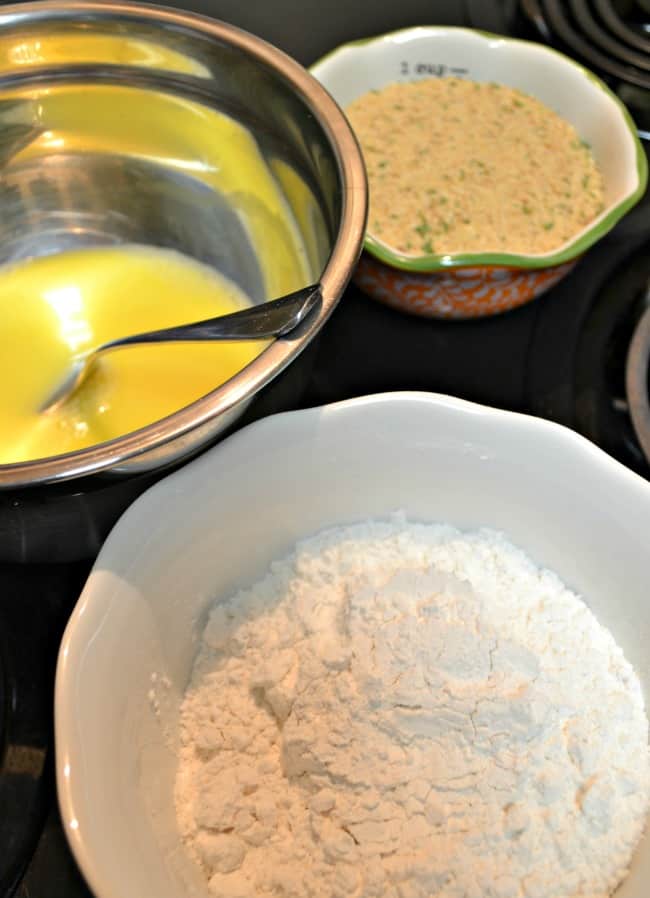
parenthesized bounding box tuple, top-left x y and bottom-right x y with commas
(0, 65, 313, 464)
(0, 31, 211, 76)
(6, 81, 310, 299)
(1, 245, 267, 465)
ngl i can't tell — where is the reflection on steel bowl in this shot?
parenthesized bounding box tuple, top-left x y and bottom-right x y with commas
(0, 0, 367, 561)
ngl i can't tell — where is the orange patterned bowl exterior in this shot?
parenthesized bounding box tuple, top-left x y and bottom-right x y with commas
(312, 28, 647, 320)
(353, 253, 577, 320)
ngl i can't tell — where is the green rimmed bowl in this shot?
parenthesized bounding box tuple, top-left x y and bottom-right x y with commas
(311, 27, 647, 319)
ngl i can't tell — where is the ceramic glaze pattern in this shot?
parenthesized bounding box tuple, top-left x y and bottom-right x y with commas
(311, 27, 645, 320)
(353, 254, 577, 319)
(310, 27, 646, 282)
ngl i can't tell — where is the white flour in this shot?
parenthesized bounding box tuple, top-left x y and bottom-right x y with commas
(175, 520, 650, 898)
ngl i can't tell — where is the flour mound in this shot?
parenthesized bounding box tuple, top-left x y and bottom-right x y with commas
(175, 521, 650, 898)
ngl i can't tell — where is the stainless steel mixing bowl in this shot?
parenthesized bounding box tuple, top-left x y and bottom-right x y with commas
(0, 0, 367, 489)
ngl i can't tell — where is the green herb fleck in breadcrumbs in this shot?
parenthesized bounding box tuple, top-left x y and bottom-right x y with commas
(345, 76, 605, 256)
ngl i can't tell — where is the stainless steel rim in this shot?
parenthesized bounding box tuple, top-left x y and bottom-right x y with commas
(625, 303, 650, 465)
(0, 0, 367, 488)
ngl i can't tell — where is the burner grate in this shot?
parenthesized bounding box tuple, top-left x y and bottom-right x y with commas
(593, 0, 650, 53)
(522, 0, 650, 89)
(573, 0, 650, 67)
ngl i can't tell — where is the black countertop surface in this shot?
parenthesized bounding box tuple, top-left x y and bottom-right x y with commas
(3, 0, 650, 893)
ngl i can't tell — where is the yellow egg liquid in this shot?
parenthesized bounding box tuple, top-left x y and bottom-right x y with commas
(0, 66, 315, 464)
(0, 31, 211, 77)
(1, 245, 267, 464)
(5, 82, 311, 300)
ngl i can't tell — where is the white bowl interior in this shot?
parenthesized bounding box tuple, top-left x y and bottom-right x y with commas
(55, 393, 650, 898)
(311, 28, 640, 245)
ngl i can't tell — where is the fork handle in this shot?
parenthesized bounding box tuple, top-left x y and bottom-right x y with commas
(102, 284, 321, 350)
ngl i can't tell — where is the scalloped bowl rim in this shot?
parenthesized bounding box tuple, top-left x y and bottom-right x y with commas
(310, 26, 648, 273)
(54, 391, 650, 898)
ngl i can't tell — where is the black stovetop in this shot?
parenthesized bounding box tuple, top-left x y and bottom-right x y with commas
(3, 1, 650, 895)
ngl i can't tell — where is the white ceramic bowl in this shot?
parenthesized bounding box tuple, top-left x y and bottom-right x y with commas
(311, 28, 647, 318)
(55, 392, 650, 897)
